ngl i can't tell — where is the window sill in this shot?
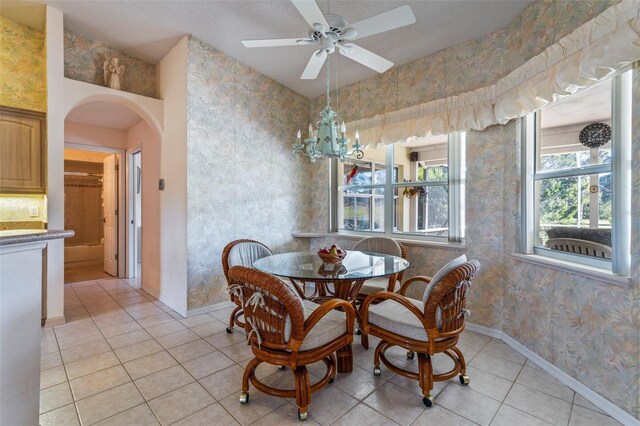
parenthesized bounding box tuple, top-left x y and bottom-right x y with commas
(292, 232, 466, 251)
(509, 252, 631, 287)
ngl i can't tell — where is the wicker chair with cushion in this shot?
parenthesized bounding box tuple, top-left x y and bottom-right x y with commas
(352, 237, 407, 348)
(221, 239, 273, 333)
(229, 265, 355, 421)
(361, 255, 480, 407)
(353, 237, 407, 297)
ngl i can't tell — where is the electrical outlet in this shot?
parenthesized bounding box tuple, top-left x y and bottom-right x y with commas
(29, 206, 39, 217)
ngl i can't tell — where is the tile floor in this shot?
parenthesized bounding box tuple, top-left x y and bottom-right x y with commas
(64, 263, 112, 284)
(39, 277, 622, 426)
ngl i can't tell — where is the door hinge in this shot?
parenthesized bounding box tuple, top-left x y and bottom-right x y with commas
(115, 254, 119, 261)
(115, 163, 119, 172)
(115, 209, 118, 216)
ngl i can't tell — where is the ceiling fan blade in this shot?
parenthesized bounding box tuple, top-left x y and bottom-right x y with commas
(348, 5, 416, 40)
(242, 38, 308, 48)
(339, 43, 393, 73)
(291, 0, 329, 30)
(301, 50, 328, 80)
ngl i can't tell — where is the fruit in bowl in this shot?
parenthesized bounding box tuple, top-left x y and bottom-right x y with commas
(317, 244, 347, 264)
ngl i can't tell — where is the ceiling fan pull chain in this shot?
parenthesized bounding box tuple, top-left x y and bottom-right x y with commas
(326, 54, 331, 109)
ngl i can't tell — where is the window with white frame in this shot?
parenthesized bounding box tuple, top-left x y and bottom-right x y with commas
(520, 70, 632, 274)
(335, 132, 465, 243)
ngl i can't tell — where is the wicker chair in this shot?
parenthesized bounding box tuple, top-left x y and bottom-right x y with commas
(353, 237, 407, 296)
(221, 239, 273, 333)
(229, 265, 355, 421)
(361, 255, 480, 407)
(352, 237, 407, 348)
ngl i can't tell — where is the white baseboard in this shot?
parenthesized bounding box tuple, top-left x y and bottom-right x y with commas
(466, 322, 639, 426)
(465, 322, 503, 339)
(186, 301, 233, 318)
(43, 316, 66, 327)
(142, 286, 188, 318)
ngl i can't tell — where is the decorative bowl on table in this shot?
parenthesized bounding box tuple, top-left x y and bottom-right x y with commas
(317, 263, 347, 277)
(317, 245, 347, 267)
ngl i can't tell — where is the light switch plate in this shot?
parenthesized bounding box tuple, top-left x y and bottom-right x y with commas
(29, 206, 39, 217)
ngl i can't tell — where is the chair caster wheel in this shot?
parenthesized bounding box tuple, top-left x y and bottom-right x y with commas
(355, 329, 361, 335)
(239, 392, 249, 404)
(280, 365, 287, 371)
(406, 351, 415, 360)
(298, 409, 308, 421)
(226, 327, 233, 334)
(329, 376, 335, 383)
(373, 366, 381, 376)
(459, 374, 470, 385)
(423, 396, 433, 407)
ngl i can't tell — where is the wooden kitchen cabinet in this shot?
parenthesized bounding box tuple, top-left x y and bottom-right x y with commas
(0, 106, 46, 193)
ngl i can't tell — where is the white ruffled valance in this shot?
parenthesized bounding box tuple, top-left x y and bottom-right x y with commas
(348, 0, 640, 144)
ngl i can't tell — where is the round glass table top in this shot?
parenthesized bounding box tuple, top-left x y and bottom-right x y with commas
(253, 251, 409, 281)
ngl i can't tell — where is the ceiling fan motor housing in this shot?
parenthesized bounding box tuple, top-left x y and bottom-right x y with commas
(311, 13, 352, 42)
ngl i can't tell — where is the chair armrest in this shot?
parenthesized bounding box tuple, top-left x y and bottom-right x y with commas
(398, 276, 432, 296)
(302, 299, 355, 338)
(360, 291, 430, 335)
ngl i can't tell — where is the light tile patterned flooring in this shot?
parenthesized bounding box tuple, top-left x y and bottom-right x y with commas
(39, 277, 622, 426)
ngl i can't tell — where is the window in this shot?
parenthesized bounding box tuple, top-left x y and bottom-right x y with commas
(335, 132, 465, 243)
(520, 70, 632, 274)
(340, 159, 394, 231)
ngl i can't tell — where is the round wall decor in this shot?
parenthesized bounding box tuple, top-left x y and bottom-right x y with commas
(578, 122, 611, 148)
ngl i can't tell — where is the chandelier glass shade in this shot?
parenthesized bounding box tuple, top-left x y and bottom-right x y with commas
(292, 61, 363, 163)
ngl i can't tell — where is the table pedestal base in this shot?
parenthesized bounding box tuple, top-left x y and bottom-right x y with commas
(336, 344, 353, 374)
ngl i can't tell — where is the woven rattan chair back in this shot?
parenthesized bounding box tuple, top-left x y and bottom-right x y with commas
(423, 260, 480, 337)
(222, 239, 272, 283)
(221, 239, 273, 333)
(228, 265, 305, 349)
(354, 237, 408, 282)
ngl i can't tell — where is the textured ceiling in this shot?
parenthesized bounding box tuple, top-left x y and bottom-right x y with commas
(48, 0, 531, 98)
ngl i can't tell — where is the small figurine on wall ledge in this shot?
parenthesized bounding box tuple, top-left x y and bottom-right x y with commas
(103, 57, 125, 91)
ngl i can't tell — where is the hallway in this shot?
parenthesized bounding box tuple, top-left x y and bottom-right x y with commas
(64, 264, 111, 284)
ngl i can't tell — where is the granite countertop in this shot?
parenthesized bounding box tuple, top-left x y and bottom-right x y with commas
(0, 229, 75, 246)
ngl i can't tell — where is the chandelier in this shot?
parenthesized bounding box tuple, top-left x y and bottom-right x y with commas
(292, 60, 363, 163)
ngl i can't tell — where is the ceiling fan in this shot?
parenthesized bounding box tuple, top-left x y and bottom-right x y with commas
(241, 0, 416, 79)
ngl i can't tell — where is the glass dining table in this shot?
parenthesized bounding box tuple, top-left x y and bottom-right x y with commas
(253, 250, 409, 373)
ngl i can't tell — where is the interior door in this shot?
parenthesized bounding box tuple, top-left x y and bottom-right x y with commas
(103, 154, 118, 276)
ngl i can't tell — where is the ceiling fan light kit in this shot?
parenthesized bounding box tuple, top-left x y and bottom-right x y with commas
(292, 58, 364, 163)
(244, 0, 416, 163)
(292, 108, 364, 163)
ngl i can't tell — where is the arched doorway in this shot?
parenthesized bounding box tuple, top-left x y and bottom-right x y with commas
(61, 98, 162, 318)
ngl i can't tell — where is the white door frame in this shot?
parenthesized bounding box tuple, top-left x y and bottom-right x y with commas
(64, 143, 126, 277)
(127, 149, 142, 279)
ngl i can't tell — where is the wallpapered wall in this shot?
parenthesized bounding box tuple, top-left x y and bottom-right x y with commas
(0, 17, 46, 112)
(64, 27, 156, 98)
(185, 37, 310, 309)
(306, 0, 639, 419)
